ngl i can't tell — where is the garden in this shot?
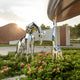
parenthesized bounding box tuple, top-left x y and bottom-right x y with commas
(0, 50, 80, 80)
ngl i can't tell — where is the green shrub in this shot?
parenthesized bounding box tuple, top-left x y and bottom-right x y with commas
(70, 40, 80, 43)
(0, 51, 80, 80)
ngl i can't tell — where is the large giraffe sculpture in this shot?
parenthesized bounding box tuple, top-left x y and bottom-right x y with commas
(15, 22, 44, 62)
(52, 19, 64, 60)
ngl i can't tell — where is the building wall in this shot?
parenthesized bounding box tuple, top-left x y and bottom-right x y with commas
(48, 0, 80, 22)
(33, 26, 70, 46)
(60, 26, 66, 46)
(56, 26, 70, 46)
(33, 29, 53, 41)
(56, 26, 60, 46)
(0, 23, 26, 44)
(66, 26, 70, 46)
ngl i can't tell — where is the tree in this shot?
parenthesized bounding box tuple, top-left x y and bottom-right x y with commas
(40, 24, 46, 30)
(46, 26, 50, 29)
(40, 24, 50, 30)
(63, 24, 68, 26)
(75, 24, 80, 37)
(70, 23, 80, 39)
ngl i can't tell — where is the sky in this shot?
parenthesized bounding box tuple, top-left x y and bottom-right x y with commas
(0, 0, 80, 30)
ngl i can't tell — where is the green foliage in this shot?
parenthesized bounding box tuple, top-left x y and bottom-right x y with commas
(70, 24, 80, 39)
(0, 51, 80, 80)
(21, 51, 80, 80)
(0, 52, 27, 79)
(61, 47, 80, 50)
(70, 40, 80, 43)
(34, 40, 52, 46)
(0, 44, 17, 47)
(40, 24, 50, 30)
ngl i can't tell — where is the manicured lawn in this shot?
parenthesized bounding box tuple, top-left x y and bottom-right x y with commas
(70, 40, 80, 43)
(0, 40, 80, 47)
(0, 44, 17, 47)
(0, 41, 52, 47)
(35, 41, 52, 46)
(61, 47, 80, 50)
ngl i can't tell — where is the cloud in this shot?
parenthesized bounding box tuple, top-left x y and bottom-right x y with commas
(0, 0, 44, 22)
(0, 0, 31, 8)
(0, 0, 53, 29)
(0, 0, 33, 22)
(0, 8, 26, 22)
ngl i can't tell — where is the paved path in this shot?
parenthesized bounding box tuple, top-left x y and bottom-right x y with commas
(0, 47, 16, 55)
(0, 46, 52, 55)
(0, 43, 80, 56)
(71, 43, 80, 48)
(2, 75, 26, 80)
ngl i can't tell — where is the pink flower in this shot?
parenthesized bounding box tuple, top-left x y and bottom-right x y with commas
(35, 59, 38, 61)
(34, 79, 37, 80)
(53, 69, 56, 72)
(57, 68, 60, 71)
(28, 64, 30, 66)
(39, 66, 43, 69)
(4, 65, 8, 69)
(28, 64, 31, 71)
(33, 71, 36, 74)
(45, 51, 51, 55)
(38, 61, 41, 64)
(42, 61, 45, 64)
(50, 55, 52, 58)
(3, 69, 7, 72)
(27, 71, 30, 74)
(38, 53, 43, 56)
(0, 71, 2, 74)
(28, 65, 31, 70)
(36, 66, 38, 69)
(20, 63, 24, 67)
(45, 52, 49, 55)
(65, 57, 68, 59)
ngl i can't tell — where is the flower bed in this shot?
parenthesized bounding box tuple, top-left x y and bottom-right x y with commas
(0, 51, 80, 80)
(21, 51, 74, 80)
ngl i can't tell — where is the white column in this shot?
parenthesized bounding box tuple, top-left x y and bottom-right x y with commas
(66, 26, 70, 46)
(55, 27, 60, 46)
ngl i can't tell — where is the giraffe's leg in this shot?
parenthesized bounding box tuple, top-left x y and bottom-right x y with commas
(26, 39, 30, 62)
(52, 41, 55, 60)
(21, 45, 23, 58)
(31, 39, 34, 60)
(21, 38, 25, 57)
(15, 46, 20, 59)
(56, 51, 58, 60)
(40, 36, 42, 45)
(60, 51, 64, 59)
(52, 48, 55, 60)
(58, 51, 60, 59)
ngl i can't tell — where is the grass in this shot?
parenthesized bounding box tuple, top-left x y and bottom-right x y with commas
(61, 47, 80, 50)
(34, 40, 52, 46)
(70, 40, 80, 43)
(0, 44, 18, 47)
(0, 41, 52, 47)
(0, 40, 80, 47)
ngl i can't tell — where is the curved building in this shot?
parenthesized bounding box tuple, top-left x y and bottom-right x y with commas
(47, 0, 80, 22)
(0, 23, 26, 44)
